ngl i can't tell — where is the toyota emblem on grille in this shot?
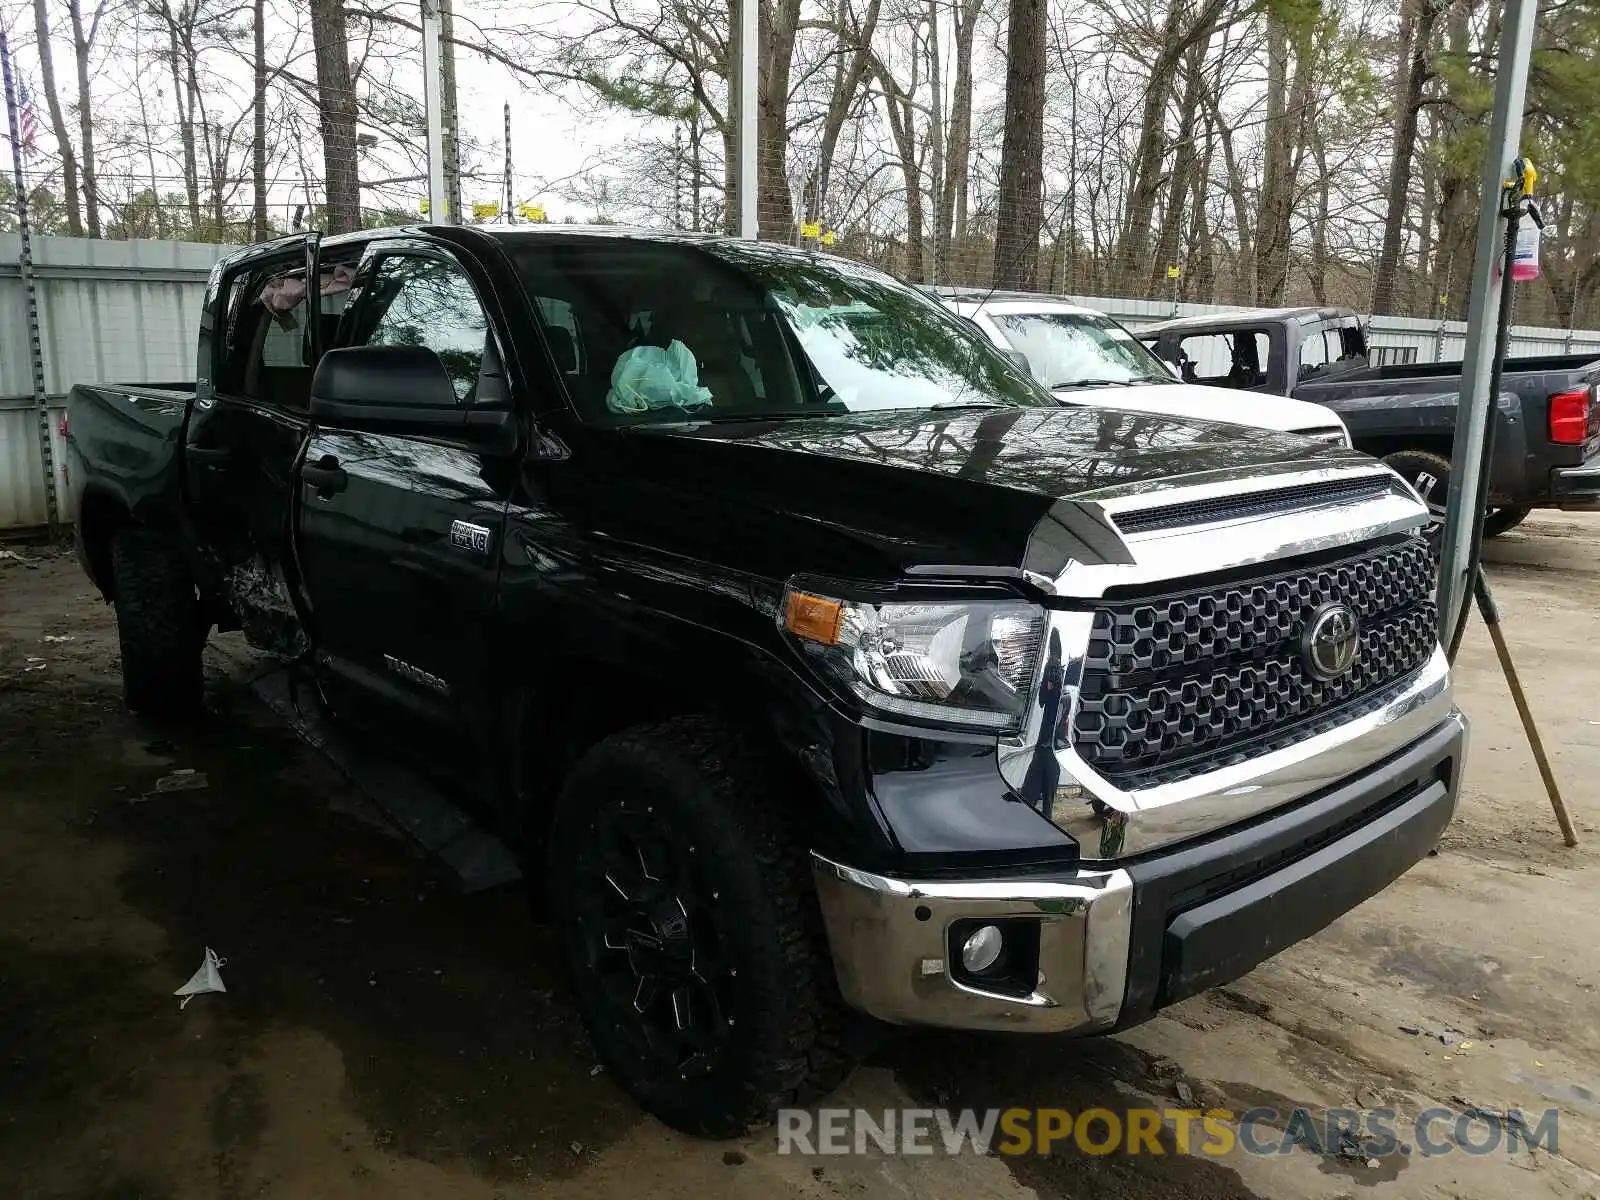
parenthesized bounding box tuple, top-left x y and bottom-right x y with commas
(1302, 602, 1360, 680)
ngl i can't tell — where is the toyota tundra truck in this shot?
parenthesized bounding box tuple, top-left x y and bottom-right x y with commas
(65, 226, 1467, 1136)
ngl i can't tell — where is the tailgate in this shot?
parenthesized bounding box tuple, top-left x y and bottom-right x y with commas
(1587, 376, 1600, 458)
(1567, 362, 1600, 458)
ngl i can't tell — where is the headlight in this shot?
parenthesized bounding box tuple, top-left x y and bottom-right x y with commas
(781, 586, 1046, 732)
(1305, 426, 1351, 448)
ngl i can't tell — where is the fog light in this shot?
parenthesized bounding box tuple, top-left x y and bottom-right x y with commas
(960, 924, 1004, 973)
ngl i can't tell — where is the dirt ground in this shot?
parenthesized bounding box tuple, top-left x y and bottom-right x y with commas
(2, 515, 1598, 1200)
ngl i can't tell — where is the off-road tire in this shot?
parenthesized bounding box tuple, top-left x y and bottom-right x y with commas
(1482, 505, 1533, 538)
(1382, 449, 1453, 524)
(1383, 450, 1532, 544)
(110, 527, 204, 716)
(548, 715, 851, 1137)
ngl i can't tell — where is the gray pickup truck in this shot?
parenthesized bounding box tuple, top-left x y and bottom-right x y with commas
(1139, 306, 1600, 536)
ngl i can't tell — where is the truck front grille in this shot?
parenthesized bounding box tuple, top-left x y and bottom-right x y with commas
(1071, 537, 1437, 789)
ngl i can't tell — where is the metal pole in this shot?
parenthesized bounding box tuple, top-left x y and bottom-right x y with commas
(503, 101, 513, 223)
(1436, 0, 1539, 642)
(734, 0, 758, 239)
(2, 31, 58, 536)
(1473, 573, 1578, 846)
(420, 0, 447, 223)
(439, 0, 462, 225)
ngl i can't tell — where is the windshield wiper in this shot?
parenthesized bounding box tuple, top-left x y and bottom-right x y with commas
(926, 401, 1011, 411)
(1051, 376, 1171, 389)
(687, 409, 845, 423)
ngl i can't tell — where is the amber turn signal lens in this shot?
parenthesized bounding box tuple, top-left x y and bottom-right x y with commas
(784, 590, 845, 645)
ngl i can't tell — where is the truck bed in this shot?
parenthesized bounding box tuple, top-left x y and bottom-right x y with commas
(1297, 353, 1600, 406)
(64, 383, 197, 571)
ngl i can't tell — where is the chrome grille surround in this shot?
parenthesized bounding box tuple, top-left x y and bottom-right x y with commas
(996, 461, 1454, 860)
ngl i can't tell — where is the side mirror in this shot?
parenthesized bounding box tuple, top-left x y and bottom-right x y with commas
(311, 344, 459, 416)
(1002, 347, 1035, 379)
(1164, 359, 1182, 379)
(310, 344, 515, 451)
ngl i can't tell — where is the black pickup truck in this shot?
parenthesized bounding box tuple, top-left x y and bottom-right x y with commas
(66, 227, 1466, 1136)
(1138, 306, 1600, 536)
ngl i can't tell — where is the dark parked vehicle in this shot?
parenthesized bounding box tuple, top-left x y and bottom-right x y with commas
(1138, 306, 1600, 536)
(67, 228, 1466, 1136)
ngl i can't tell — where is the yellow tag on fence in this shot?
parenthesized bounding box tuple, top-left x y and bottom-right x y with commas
(800, 221, 821, 239)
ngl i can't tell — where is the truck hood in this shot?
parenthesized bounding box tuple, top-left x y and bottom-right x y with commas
(567, 406, 1348, 584)
(1053, 382, 1346, 437)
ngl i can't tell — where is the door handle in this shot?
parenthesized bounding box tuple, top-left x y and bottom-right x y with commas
(187, 446, 231, 465)
(302, 454, 348, 496)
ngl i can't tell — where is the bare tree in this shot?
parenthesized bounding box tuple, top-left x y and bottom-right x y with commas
(936, 0, 982, 273)
(308, 0, 360, 231)
(759, 0, 803, 238)
(994, 0, 1045, 288)
(32, 0, 85, 235)
(810, 0, 882, 227)
(67, 0, 104, 236)
(1371, 0, 1443, 314)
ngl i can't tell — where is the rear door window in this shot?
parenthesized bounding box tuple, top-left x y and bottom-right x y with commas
(218, 256, 357, 410)
(1177, 330, 1270, 389)
(1299, 329, 1333, 378)
(1298, 323, 1367, 381)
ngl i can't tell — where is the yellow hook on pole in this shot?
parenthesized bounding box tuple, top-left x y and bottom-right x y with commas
(1510, 157, 1537, 196)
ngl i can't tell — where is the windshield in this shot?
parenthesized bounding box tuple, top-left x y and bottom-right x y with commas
(989, 310, 1174, 389)
(509, 239, 1053, 425)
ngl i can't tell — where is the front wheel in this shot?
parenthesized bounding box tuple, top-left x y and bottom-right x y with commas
(548, 717, 851, 1137)
(1382, 450, 1531, 544)
(1382, 449, 1452, 528)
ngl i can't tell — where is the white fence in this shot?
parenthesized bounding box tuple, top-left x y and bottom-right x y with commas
(1063, 293, 1600, 362)
(5, 234, 1600, 533)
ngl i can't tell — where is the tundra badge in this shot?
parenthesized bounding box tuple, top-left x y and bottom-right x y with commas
(383, 654, 451, 697)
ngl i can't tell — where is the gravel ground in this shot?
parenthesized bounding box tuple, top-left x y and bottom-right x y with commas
(2, 514, 1598, 1200)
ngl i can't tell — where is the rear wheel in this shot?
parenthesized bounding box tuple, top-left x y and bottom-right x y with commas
(548, 716, 850, 1136)
(1483, 505, 1533, 538)
(110, 527, 204, 716)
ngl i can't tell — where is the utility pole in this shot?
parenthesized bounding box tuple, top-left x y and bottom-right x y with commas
(440, 0, 462, 224)
(733, 0, 757, 239)
(503, 101, 513, 223)
(420, 0, 447, 222)
(2, 30, 59, 536)
(1435, 0, 1539, 645)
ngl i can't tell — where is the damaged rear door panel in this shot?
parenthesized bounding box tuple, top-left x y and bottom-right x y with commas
(184, 234, 362, 657)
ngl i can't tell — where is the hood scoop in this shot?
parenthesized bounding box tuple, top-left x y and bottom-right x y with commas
(1111, 474, 1396, 536)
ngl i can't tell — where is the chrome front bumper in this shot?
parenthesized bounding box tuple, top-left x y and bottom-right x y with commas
(813, 708, 1467, 1034)
(811, 855, 1134, 1033)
